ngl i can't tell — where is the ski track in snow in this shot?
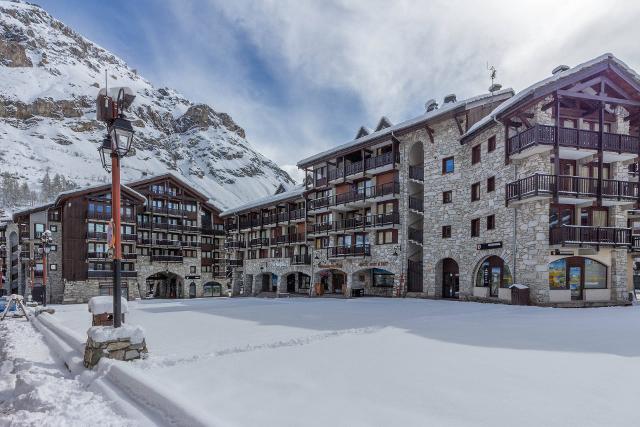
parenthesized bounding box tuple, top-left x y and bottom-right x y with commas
(0, 318, 136, 427)
(138, 326, 383, 370)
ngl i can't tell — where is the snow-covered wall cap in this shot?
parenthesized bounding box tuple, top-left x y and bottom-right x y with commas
(509, 284, 529, 290)
(88, 296, 129, 314)
(297, 88, 514, 168)
(220, 184, 306, 217)
(88, 324, 145, 344)
(463, 53, 640, 141)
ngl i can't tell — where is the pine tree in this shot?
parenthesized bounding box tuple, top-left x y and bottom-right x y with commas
(41, 170, 52, 202)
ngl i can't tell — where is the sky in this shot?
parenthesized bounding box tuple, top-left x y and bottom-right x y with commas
(35, 0, 640, 182)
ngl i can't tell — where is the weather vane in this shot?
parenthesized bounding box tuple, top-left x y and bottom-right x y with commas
(487, 63, 497, 92)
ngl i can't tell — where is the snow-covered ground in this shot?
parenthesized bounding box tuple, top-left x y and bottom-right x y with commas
(43, 297, 640, 427)
(0, 317, 135, 426)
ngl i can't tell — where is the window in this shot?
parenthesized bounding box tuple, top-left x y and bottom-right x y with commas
(471, 218, 480, 237)
(488, 136, 496, 152)
(49, 245, 57, 252)
(487, 176, 495, 193)
(190, 266, 197, 274)
(442, 191, 452, 204)
(487, 215, 495, 230)
(471, 182, 480, 202)
(50, 225, 58, 232)
(49, 264, 57, 271)
(442, 157, 454, 174)
(377, 230, 396, 244)
(442, 225, 451, 238)
(373, 270, 395, 287)
(548, 257, 607, 291)
(472, 145, 481, 164)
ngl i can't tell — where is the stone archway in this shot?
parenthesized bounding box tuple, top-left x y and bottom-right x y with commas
(436, 258, 459, 299)
(352, 268, 395, 297)
(473, 255, 513, 298)
(282, 271, 311, 294)
(146, 271, 185, 299)
(255, 272, 278, 294)
(203, 281, 223, 297)
(315, 269, 347, 296)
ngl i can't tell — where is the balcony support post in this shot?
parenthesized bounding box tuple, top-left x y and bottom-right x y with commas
(553, 93, 561, 204)
(598, 97, 605, 206)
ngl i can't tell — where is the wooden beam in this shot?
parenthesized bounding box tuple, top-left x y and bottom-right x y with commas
(567, 76, 602, 93)
(601, 76, 632, 100)
(454, 116, 464, 135)
(425, 126, 434, 144)
(609, 63, 640, 95)
(557, 89, 640, 107)
(517, 115, 531, 128)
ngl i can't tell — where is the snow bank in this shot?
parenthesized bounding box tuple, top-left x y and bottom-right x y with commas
(88, 296, 129, 314)
(88, 324, 145, 344)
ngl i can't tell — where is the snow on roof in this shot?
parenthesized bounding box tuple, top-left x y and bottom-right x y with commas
(297, 88, 514, 167)
(12, 202, 54, 217)
(463, 53, 640, 140)
(54, 182, 146, 205)
(220, 185, 306, 217)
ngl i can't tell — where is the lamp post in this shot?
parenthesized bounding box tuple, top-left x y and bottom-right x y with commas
(97, 86, 135, 328)
(38, 230, 53, 306)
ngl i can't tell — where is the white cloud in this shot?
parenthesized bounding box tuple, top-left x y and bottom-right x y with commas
(126, 0, 640, 174)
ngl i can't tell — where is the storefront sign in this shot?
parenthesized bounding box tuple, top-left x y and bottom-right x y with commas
(185, 275, 201, 280)
(476, 241, 502, 250)
(318, 263, 343, 269)
(357, 261, 389, 268)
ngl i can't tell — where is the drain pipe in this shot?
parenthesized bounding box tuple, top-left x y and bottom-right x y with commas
(495, 114, 518, 283)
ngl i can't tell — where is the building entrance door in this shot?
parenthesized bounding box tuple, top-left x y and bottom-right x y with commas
(567, 258, 583, 300)
(442, 258, 459, 298)
(287, 274, 296, 293)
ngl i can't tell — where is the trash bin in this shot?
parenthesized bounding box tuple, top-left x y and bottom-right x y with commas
(509, 284, 529, 306)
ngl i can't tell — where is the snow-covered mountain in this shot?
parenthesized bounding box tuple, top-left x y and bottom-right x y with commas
(0, 0, 294, 211)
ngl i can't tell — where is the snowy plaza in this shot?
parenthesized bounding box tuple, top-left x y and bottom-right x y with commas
(2, 297, 639, 426)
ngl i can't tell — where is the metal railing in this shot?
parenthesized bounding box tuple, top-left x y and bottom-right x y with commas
(409, 165, 424, 181)
(150, 255, 183, 262)
(508, 124, 640, 156)
(408, 196, 424, 212)
(309, 181, 399, 210)
(327, 244, 371, 257)
(506, 174, 639, 202)
(408, 227, 423, 244)
(291, 254, 312, 265)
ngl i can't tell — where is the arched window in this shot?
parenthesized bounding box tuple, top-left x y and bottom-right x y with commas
(475, 256, 512, 297)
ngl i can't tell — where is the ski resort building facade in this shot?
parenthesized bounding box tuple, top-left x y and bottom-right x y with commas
(3, 174, 227, 303)
(222, 53, 640, 306)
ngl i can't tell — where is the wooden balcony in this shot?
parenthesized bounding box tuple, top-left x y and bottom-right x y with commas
(225, 240, 246, 249)
(506, 174, 638, 204)
(327, 244, 371, 258)
(150, 255, 183, 262)
(291, 254, 311, 265)
(88, 270, 138, 278)
(310, 212, 399, 234)
(549, 225, 630, 247)
(308, 181, 399, 210)
(507, 124, 639, 159)
(409, 196, 424, 212)
(249, 237, 270, 247)
(409, 165, 424, 182)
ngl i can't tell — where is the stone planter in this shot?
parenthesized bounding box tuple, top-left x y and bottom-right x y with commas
(83, 324, 148, 368)
(473, 287, 489, 298)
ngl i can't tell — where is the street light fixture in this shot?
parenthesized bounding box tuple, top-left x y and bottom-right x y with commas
(96, 84, 136, 328)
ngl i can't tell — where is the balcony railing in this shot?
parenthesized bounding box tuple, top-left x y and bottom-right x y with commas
(408, 227, 423, 244)
(364, 151, 398, 170)
(225, 240, 246, 249)
(506, 174, 639, 202)
(312, 212, 400, 234)
(202, 227, 225, 236)
(88, 270, 138, 278)
(228, 259, 243, 267)
(150, 255, 183, 262)
(123, 253, 137, 260)
(269, 233, 306, 245)
(409, 196, 424, 212)
(87, 231, 107, 240)
(291, 254, 311, 265)
(549, 225, 631, 246)
(507, 124, 640, 156)
(409, 165, 424, 181)
(249, 237, 270, 247)
(309, 181, 399, 210)
(87, 252, 110, 259)
(327, 244, 371, 258)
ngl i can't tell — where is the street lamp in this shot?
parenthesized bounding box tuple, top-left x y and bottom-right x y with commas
(38, 230, 53, 306)
(96, 85, 136, 328)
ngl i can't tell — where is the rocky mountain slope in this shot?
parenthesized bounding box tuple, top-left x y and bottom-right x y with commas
(0, 0, 294, 212)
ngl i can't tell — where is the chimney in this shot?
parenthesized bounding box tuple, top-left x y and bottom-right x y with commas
(443, 94, 457, 104)
(488, 83, 502, 93)
(552, 65, 570, 75)
(425, 99, 438, 112)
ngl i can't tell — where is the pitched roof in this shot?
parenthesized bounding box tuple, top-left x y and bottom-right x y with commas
(12, 203, 54, 218)
(297, 88, 514, 168)
(125, 172, 211, 202)
(374, 116, 393, 131)
(53, 183, 146, 207)
(462, 53, 640, 141)
(220, 185, 306, 217)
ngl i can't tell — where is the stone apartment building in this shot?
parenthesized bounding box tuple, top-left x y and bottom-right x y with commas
(4, 173, 227, 303)
(223, 53, 640, 306)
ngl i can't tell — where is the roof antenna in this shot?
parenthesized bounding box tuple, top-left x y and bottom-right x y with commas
(487, 63, 502, 94)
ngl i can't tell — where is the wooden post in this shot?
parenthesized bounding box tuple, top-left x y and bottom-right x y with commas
(554, 93, 561, 204)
